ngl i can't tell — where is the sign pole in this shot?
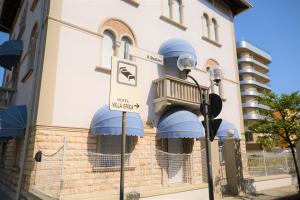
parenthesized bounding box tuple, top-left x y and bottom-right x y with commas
(120, 111, 126, 200)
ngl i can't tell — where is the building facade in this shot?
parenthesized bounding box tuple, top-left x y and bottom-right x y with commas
(0, 0, 251, 199)
(236, 40, 272, 151)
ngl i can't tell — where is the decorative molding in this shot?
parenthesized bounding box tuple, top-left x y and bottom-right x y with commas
(159, 15, 187, 31)
(122, 0, 140, 7)
(48, 16, 103, 38)
(202, 36, 222, 47)
(95, 66, 111, 74)
(102, 19, 136, 41)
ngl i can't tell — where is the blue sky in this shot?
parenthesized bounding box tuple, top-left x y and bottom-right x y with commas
(234, 0, 300, 94)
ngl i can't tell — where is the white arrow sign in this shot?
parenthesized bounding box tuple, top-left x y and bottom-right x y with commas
(128, 45, 164, 65)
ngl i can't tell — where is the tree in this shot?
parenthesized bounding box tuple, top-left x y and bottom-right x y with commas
(248, 91, 300, 191)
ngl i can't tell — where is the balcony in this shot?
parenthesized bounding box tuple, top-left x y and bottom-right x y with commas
(239, 68, 270, 82)
(243, 113, 265, 120)
(242, 102, 270, 110)
(241, 90, 262, 97)
(236, 40, 272, 63)
(0, 87, 15, 109)
(238, 57, 269, 72)
(240, 79, 271, 91)
(152, 76, 207, 113)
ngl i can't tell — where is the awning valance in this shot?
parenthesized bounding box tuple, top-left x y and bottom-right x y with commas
(91, 105, 144, 136)
(157, 108, 204, 138)
(0, 40, 23, 70)
(0, 105, 27, 138)
(216, 120, 240, 141)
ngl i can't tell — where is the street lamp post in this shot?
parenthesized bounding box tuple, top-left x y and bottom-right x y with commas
(177, 54, 223, 200)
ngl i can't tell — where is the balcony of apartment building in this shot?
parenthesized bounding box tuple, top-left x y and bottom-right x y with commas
(238, 55, 270, 74)
(239, 65, 270, 84)
(152, 75, 207, 113)
(242, 101, 270, 111)
(240, 77, 271, 91)
(236, 40, 272, 65)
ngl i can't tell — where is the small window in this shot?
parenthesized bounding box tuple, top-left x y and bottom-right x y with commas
(22, 24, 38, 82)
(98, 135, 133, 167)
(120, 36, 133, 60)
(17, 2, 28, 39)
(173, 0, 181, 23)
(30, 0, 38, 11)
(211, 18, 218, 42)
(162, 0, 183, 25)
(203, 14, 210, 38)
(162, 0, 170, 18)
(102, 30, 116, 68)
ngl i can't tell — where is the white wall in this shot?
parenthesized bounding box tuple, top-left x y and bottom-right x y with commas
(42, 0, 242, 132)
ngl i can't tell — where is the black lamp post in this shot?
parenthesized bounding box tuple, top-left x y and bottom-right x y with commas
(177, 54, 223, 200)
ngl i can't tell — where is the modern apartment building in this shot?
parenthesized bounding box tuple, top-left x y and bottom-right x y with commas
(0, 0, 251, 199)
(236, 40, 272, 150)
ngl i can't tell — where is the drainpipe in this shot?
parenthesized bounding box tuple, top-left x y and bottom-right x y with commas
(15, 1, 50, 199)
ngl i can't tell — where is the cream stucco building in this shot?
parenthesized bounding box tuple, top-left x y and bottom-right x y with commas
(0, 0, 252, 199)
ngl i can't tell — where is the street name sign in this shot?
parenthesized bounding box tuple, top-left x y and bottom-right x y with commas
(128, 45, 164, 65)
(109, 56, 141, 113)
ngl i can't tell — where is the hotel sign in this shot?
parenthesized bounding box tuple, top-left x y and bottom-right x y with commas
(128, 45, 164, 65)
(109, 57, 141, 113)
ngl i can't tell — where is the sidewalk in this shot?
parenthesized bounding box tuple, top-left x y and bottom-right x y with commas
(223, 185, 300, 200)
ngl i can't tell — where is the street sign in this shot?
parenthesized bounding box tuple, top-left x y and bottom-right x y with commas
(109, 57, 141, 113)
(128, 45, 164, 65)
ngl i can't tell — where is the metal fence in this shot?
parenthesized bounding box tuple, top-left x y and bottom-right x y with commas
(31, 138, 204, 200)
(246, 151, 296, 177)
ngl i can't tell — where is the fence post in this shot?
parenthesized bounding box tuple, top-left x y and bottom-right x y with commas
(263, 150, 267, 176)
(59, 137, 66, 200)
(284, 152, 289, 172)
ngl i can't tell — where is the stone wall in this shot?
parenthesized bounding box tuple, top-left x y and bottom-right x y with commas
(0, 126, 252, 199)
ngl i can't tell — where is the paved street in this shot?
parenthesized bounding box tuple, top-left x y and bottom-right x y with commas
(224, 185, 300, 200)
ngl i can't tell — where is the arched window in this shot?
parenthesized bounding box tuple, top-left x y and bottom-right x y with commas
(22, 23, 38, 82)
(100, 19, 136, 69)
(120, 36, 133, 60)
(203, 14, 210, 38)
(173, 0, 181, 23)
(28, 24, 38, 70)
(212, 18, 218, 42)
(102, 30, 116, 68)
(163, 0, 170, 18)
(162, 0, 183, 24)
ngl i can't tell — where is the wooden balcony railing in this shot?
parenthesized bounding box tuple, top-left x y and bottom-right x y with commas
(0, 87, 16, 109)
(152, 75, 207, 113)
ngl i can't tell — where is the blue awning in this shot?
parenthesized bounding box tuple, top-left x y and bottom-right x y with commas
(0, 40, 23, 70)
(157, 108, 204, 138)
(0, 105, 27, 138)
(91, 105, 144, 136)
(216, 120, 240, 141)
(158, 38, 197, 64)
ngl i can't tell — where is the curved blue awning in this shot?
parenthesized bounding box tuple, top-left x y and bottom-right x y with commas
(158, 38, 197, 64)
(91, 105, 144, 136)
(0, 105, 27, 137)
(0, 40, 23, 70)
(157, 108, 204, 138)
(216, 120, 240, 141)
